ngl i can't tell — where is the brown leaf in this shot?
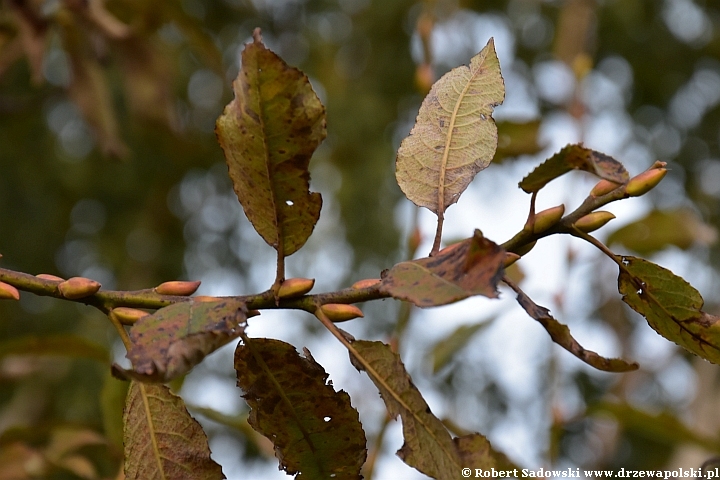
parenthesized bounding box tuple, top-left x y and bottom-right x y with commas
(113, 298, 247, 383)
(380, 230, 505, 307)
(235, 338, 366, 479)
(123, 382, 225, 480)
(519, 144, 628, 193)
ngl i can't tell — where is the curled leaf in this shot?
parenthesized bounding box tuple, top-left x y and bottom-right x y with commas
(396, 38, 504, 216)
(380, 230, 505, 307)
(618, 256, 720, 364)
(113, 298, 247, 383)
(519, 144, 628, 193)
(235, 338, 366, 479)
(123, 382, 225, 480)
(216, 29, 325, 264)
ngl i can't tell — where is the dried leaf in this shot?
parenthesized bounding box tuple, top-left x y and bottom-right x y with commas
(216, 30, 325, 261)
(235, 338, 366, 479)
(396, 38, 504, 215)
(350, 340, 499, 479)
(113, 298, 247, 383)
(380, 230, 505, 307)
(618, 256, 720, 364)
(123, 382, 225, 480)
(0, 334, 108, 362)
(608, 208, 718, 255)
(519, 144, 628, 193)
(510, 281, 637, 372)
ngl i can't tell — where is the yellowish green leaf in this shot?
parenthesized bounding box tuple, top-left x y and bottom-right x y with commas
(618, 256, 720, 363)
(216, 30, 325, 263)
(235, 338, 366, 479)
(494, 120, 543, 163)
(608, 208, 718, 255)
(519, 144, 628, 193)
(123, 382, 225, 480)
(431, 321, 492, 373)
(101, 373, 130, 448)
(350, 340, 500, 479)
(113, 298, 247, 383)
(396, 38, 504, 215)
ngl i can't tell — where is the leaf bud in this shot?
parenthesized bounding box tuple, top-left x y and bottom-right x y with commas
(503, 252, 521, 268)
(277, 278, 315, 299)
(514, 240, 537, 258)
(351, 278, 381, 289)
(155, 280, 201, 296)
(532, 205, 565, 234)
(590, 179, 622, 197)
(320, 304, 364, 322)
(193, 296, 218, 303)
(58, 277, 101, 299)
(625, 167, 667, 197)
(110, 307, 149, 326)
(0, 281, 20, 300)
(36, 274, 64, 282)
(573, 211, 616, 232)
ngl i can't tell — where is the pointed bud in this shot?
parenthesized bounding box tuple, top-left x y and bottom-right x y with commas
(625, 167, 667, 197)
(36, 274, 64, 282)
(532, 205, 565, 234)
(503, 252, 521, 268)
(58, 277, 101, 299)
(277, 278, 315, 299)
(0, 281, 20, 300)
(515, 240, 537, 257)
(110, 307, 149, 326)
(351, 278, 381, 289)
(590, 179, 622, 197)
(155, 280, 201, 296)
(320, 304, 364, 322)
(574, 211, 616, 232)
(193, 296, 218, 303)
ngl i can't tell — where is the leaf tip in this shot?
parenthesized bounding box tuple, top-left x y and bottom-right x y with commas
(252, 27, 263, 44)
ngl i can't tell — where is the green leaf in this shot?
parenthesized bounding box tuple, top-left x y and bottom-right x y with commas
(216, 30, 325, 261)
(519, 144, 629, 193)
(0, 334, 108, 362)
(395, 38, 504, 215)
(511, 284, 637, 372)
(350, 340, 501, 479)
(618, 256, 720, 363)
(113, 298, 247, 383)
(431, 322, 492, 373)
(494, 120, 543, 163)
(608, 208, 718, 255)
(123, 382, 225, 480)
(235, 338, 366, 479)
(380, 230, 505, 307)
(101, 373, 129, 448)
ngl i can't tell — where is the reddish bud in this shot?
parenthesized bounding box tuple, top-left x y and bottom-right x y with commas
(277, 278, 315, 299)
(574, 211, 616, 232)
(58, 277, 101, 299)
(503, 252, 521, 268)
(111, 307, 149, 325)
(532, 205, 565, 234)
(0, 281, 20, 300)
(626, 167, 668, 197)
(351, 278, 381, 289)
(36, 274, 64, 282)
(320, 304, 364, 322)
(590, 179, 622, 197)
(155, 280, 201, 296)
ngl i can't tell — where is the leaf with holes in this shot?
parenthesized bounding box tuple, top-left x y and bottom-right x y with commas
(349, 340, 502, 479)
(396, 38, 504, 216)
(112, 298, 247, 383)
(519, 144, 628, 193)
(123, 382, 225, 480)
(235, 337, 366, 479)
(216, 29, 325, 266)
(618, 256, 720, 364)
(380, 230, 505, 307)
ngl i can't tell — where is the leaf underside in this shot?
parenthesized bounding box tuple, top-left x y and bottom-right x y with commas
(349, 340, 501, 480)
(618, 256, 720, 364)
(123, 381, 225, 480)
(380, 230, 505, 307)
(114, 298, 247, 383)
(235, 338, 366, 479)
(519, 144, 629, 193)
(216, 32, 326, 258)
(396, 38, 505, 214)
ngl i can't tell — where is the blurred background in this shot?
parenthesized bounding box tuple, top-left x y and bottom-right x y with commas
(1, 0, 720, 478)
